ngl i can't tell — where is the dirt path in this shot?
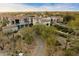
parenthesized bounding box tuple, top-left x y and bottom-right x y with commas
(31, 34, 45, 56)
(0, 51, 9, 56)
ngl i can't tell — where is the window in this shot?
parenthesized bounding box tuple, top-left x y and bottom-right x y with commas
(17, 25, 20, 29)
(15, 19, 19, 24)
(57, 19, 59, 22)
(21, 25, 24, 28)
(46, 23, 49, 26)
(31, 18, 33, 23)
(24, 19, 28, 22)
(12, 21, 14, 24)
(25, 24, 28, 26)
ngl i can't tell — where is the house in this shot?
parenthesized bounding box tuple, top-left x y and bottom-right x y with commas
(2, 15, 63, 33)
(33, 16, 63, 26)
(2, 15, 33, 33)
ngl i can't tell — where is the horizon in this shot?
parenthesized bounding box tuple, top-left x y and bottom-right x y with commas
(0, 3, 79, 12)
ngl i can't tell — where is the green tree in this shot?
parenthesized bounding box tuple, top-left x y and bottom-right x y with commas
(63, 15, 75, 24)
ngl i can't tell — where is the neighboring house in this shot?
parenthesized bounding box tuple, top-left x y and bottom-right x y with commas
(33, 17, 51, 26)
(39, 17, 51, 26)
(33, 16, 63, 26)
(50, 16, 63, 25)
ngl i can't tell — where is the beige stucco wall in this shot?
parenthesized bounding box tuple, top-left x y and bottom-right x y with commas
(2, 25, 18, 33)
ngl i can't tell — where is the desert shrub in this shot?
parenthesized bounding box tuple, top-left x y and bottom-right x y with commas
(64, 49, 76, 56)
(64, 39, 79, 56)
(18, 27, 34, 45)
(33, 25, 57, 40)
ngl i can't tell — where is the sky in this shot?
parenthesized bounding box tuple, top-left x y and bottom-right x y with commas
(0, 3, 79, 12)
